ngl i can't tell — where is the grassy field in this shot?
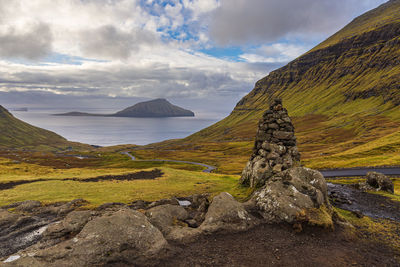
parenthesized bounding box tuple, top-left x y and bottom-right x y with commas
(0, 155, 250, 208)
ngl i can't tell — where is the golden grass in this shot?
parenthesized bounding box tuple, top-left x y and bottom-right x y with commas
(0, 164, 250, 208)
(335, 208, 400, 252)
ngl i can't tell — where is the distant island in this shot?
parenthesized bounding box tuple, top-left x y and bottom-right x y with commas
(54, 98, 195, 118)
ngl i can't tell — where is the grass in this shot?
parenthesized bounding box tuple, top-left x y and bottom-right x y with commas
(0, 155, 250, 208)
(0, 106, 89, 151)
(335, 207, 400, 252)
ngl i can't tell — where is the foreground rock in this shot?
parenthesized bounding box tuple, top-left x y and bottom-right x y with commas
(240, 99, 301, 188)
(9, 209, 168, 266)
(200, 192, 258, 233)
(252, 167, 333, 229)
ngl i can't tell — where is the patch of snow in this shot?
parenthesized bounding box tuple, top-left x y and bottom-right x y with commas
(4, 255, 20, 263)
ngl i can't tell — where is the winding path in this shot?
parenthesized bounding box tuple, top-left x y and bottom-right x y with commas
(121, 152, 216, 173)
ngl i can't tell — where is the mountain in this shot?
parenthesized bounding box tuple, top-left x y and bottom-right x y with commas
(0, 105, 84, 150)
(55, 99, 195, 118)
(144, 0, 400, 171)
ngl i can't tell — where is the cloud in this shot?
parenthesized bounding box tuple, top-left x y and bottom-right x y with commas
(210, 0, 388, 45)
(239, 43, 309, 63)
(78, 25, 158, 60)
(0, 23, 53, 60)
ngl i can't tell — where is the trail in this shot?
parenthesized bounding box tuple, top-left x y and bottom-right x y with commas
(121, 152, 216, 173)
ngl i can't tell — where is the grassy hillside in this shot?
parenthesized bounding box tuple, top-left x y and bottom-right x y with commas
(133, 0, 400, 173)
(0, 105, 87, 151)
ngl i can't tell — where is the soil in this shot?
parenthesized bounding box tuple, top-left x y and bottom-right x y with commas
(160, 224, 400, 267)
(0, 169, 163, 190)
(64, 169, 163, 182)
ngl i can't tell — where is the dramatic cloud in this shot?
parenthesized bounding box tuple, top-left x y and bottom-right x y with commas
(0, 23, 53, 60)
(78, 25, 158, 60)
(210, 0, 388, 45)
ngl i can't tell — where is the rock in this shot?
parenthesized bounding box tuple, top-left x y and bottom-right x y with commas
(42, 211, 94, 241)
(252, 167, 333, 228)
(14, 200, 41, 212)
(273, 131, 294, 140)
(147, 198, 180, 209)
(0, 209, 21, 228)
(145, 204, 200, 243)
(240, 99, 301, 188)
(12, 209, 168, 266)
(200, 192, 257, 233)
(145, 204, 189, 234)
(366, 172, 394, 193)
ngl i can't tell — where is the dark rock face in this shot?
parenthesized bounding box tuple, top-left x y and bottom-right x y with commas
(240, 99, 301, 188)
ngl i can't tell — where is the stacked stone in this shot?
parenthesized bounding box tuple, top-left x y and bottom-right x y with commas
(240, 99, 300, 188)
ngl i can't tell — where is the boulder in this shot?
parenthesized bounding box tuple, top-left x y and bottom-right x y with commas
(252, 167, 333, 229)
(145, 204, 205, 243)
(200, 192, 257, 233)
(11, 209, 168, 266)
(366, 172, 394, 193)
(145, 204, 189, 234)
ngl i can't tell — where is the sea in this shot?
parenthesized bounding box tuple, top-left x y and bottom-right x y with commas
(11, 108, 224, 147)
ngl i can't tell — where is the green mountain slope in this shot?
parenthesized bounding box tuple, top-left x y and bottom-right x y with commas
(0, 105, 84, 150)
(140, 0, 400, 171)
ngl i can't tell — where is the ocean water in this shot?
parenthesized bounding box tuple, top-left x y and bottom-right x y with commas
(12, 108, 222, 146)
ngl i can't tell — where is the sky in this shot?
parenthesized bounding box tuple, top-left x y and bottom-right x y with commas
(0, 0, 388, 114)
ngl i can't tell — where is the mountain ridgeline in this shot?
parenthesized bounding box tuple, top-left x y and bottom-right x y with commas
(55, 99, 195, 118)
(177, 0, 400, 168)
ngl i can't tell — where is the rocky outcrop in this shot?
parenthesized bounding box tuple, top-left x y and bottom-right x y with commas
(1, 194, 262, 265)
(9, 209, 168, 266)
(240, 99, 300, 188)
(358, 171, 394, 193)
(252, 167, 333, 229)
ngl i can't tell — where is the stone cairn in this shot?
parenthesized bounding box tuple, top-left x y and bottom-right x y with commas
(240, 99, 300, 188)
